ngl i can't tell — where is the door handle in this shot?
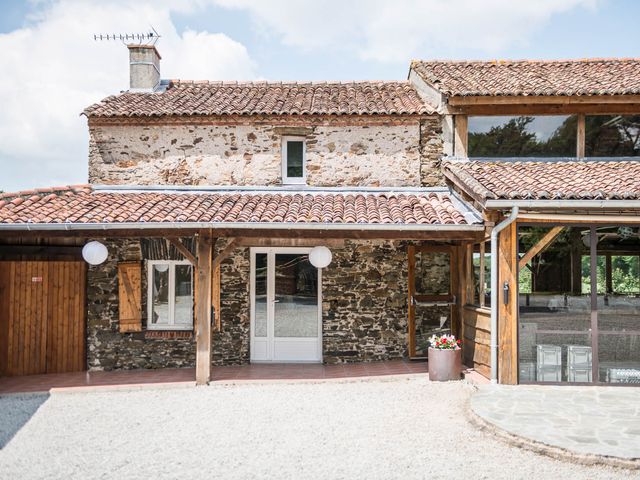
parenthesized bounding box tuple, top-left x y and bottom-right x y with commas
(272, 299, 280, 303)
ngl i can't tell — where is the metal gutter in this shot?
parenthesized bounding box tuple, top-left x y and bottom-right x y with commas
(92, 184, 456, 194)
(490, 206, 519, 384)
(518, 213, 640, 223)
(485, 199, 640, 209)
(0, 221, 485, 232)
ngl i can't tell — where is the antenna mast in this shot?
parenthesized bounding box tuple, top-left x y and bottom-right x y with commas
(93, 26, 160, 45)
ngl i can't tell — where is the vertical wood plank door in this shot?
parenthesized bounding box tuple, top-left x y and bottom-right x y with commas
(0, 260, 86, 377)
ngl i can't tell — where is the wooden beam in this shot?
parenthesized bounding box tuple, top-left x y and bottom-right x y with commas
(576, 114, 586, 159)
(569, 229, 583, 295)
(448, 94, 640, 106)
(211, 238, 238, 273)
(498, 222, 518, 385)
(605, 254, 613, 294)
(0, 228, 485, 242)
(518, 226, 564, 271)
(448, 103, 640, 116)
(407, 245, 416, 358)
(167, 238, 196, 265)
(234, 238, 345, 248)
(195, 232, 212, 386)
(454, 115, 468, 157)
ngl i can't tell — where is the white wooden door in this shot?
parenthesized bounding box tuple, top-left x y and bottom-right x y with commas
(250, 248, 322, 363)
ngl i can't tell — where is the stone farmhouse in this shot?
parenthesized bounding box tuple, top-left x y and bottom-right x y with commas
(1, 45, 639, 386)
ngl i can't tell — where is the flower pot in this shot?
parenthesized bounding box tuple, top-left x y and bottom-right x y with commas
(428, 347, 461, 381)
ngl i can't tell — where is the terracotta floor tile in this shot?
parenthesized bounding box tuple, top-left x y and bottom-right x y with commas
(0, 360, 449, 394)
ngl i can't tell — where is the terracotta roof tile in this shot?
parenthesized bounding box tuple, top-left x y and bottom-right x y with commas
(411, 59, 640, 97)
(83, 81, 432, 118)
(0, 187, 479, 227)
(444, 159, 640, 202)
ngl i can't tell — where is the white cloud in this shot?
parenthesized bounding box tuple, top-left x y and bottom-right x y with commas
(0, 0, 600, 191)
(0, 0, 257, 192)
(213, 0, 597, 62)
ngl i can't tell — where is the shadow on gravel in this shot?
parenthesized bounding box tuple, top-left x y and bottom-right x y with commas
(0, 393, 49, 449)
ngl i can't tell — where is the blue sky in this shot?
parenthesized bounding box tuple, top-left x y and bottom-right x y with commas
(0, 0, 638, 191)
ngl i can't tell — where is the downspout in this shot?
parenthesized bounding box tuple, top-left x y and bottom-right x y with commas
(490, 206, 519, 384)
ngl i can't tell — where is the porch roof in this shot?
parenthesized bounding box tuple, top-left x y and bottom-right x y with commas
(0, 185, 482, 232)
(410, 58, 640, 98)
(443, 158, 640, 208)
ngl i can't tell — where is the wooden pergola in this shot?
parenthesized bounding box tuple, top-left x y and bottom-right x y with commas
(0, 225, 484, 384)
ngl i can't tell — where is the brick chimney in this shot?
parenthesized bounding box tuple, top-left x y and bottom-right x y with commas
(127, 44, 161, 91)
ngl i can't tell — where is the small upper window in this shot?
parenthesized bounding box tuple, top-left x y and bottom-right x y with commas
(282, 137, 306, 184)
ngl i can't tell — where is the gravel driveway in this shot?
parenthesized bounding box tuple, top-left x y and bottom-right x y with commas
(0, 377, 633, 479)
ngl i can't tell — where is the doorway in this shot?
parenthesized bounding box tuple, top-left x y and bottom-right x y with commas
(250, 248, 322, 363)
(0, 260, 86, 376)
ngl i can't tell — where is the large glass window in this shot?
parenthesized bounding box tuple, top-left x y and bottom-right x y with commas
(148, 260, 193, 330)
(274, 254, 318, 338)
(585, 115, 640, 157)
(595, 227, 640, 383)
(468, 115, 577, 157)
(518, 225, 640, 384)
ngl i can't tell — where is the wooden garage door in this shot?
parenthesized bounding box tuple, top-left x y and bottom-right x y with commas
(0, 261, 86, 376)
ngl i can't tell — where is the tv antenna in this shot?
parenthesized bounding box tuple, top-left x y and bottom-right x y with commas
(94, 26, 160, 45)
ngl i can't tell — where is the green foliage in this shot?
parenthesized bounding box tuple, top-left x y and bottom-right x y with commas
(585, 115, 640, 156)
(582, 255, 640, 294)
(468, 116, 577, 157)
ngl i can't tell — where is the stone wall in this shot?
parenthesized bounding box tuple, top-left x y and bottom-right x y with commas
(88, 116, 444, 187)
(86, 237, 252, 370)
(86, 237, 449, 369)
(86, 238, 196, 370)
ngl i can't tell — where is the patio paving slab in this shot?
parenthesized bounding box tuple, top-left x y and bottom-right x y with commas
(470, 385, 640, 463)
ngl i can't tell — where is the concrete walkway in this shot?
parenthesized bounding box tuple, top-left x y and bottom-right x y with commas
(470, 385, 640, 465)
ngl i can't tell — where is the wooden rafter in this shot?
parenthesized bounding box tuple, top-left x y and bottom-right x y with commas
(167, 237, 196, 265)
(211, 238, 238, 273)
(518, 226, 564, 271)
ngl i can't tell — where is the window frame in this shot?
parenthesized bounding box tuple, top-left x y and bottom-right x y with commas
(470, 241, 491, 308)
(147, 260, 193, 331)
(281, 136, 307, 185)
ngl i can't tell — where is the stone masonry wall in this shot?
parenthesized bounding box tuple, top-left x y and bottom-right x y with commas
(87, 237, 250, 370)
(88, 117, 444, 187)
(86, 238, 447, 369)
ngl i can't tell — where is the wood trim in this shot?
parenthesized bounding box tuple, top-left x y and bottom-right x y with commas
(518, 226, 564, 271)
(576, 113, 586, 158)
(450, 104, 640, 116)
(448, 94, 640, 106)
(454, 115, 468, 157)
(211, 238, 238, 273)
(0, 228, 485, 241)
(167, 238, 196, 265)
(195, 232, 213, 385)
(235, 238, 345, 248)
(498, 222, 518, 385)
(407, 245, 416, 358)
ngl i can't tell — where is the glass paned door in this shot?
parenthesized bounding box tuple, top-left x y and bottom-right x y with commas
(518, 226, 593, 383)
(595, 227, 640, 383)
(251, 249, 321, 363)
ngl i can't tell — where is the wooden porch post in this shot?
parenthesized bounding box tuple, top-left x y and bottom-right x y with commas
(195, 231, 213, 385)
(498, 222, 519, 384)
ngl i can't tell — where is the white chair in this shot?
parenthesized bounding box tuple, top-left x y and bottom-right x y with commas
(566, 345, 592, 382)
(536, 344, 562, 382)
